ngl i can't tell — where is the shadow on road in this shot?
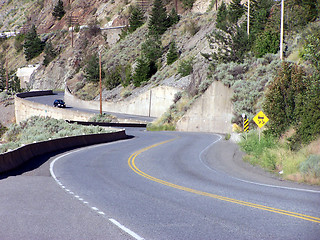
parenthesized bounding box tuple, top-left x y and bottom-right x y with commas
(0, 135, 135, 180)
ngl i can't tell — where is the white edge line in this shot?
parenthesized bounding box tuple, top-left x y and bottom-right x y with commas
(49, 141, 145, 240)
(199, 134, 320, 194)
(109, 218, 145, 240)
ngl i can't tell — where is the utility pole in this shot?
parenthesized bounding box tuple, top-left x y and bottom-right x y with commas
(216, 0, 218, 11)
(247, 0, 250, 36)
(71, 11, 74, 48)
(280, 0, 284, 60)
(99, 48, 102, 115)
(5, 55, 8, 92)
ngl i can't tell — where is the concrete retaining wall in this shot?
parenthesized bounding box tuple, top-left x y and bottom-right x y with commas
(64, 86, 180, 118)
(15, 92, 95, 123)
(0, 130, 127, 173)
(176, 81, 233, 134)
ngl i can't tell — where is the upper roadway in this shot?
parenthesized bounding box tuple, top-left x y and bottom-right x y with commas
(0, 94, 319, 239)
(26, 91, 156, 123)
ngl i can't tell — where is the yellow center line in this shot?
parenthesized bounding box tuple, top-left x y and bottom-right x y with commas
(128, 138, 320, 224)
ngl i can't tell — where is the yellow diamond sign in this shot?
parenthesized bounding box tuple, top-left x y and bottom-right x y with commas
(253, 111, 269, 128)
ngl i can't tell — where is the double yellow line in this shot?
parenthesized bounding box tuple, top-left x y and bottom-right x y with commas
(128, 138, 320, 224)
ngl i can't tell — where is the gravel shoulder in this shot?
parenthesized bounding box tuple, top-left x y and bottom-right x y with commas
(203, 138, 320, 192)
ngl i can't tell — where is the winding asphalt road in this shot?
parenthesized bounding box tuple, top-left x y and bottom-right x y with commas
(26, 91, 155, 123)
(1, 129, 319, 239)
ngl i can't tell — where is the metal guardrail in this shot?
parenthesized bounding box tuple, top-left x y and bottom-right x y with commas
(0, 130, 128, 174)
(66, 120, 147, 128)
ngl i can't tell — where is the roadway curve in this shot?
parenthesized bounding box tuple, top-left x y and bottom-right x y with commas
(2, 129, 317, 239)
(50, 130, 320, 239)
(25, 91, 155, 123)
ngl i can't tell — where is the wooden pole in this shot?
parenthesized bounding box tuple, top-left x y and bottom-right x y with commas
(280, 0, 284, 60)
(71, 12, 74, 48)
(99, 50, 102, 115)
(5, 56, 8, 92)
(247, 0, 250, 36)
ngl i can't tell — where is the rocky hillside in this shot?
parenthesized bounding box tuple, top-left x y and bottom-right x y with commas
(0, 0, 231, 96)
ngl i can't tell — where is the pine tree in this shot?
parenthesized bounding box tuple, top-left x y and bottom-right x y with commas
(148, 0, 168, 35)
(228, 0, 244, 24)
(216, 1, 228, 31)
(23, 25, 45, 61)
(52, 0, 65, 20)
(133, 57, 151, 87)
(167, 8, 180, 27)
(249, 0, 274, 36)
(141, 36, 162, 64)
(128, 6, 145, 33)
(0, 64, 5, 91)
(167, 40, 179, 65)
(84, 54, 105, 83)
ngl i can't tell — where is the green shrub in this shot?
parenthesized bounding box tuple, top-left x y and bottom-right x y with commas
(43, 41, 58, 67)
(147, 123, 176, 131)
(263, 62, 306, 138)
(300, 155, 320, 178)
(225, 133, 231, 140)
(183, 20, 200, 36)
(239, 130, 278, 170)
(300, 27, 320, 72)
(105, 66, 122, 90)
(0, 123, 7, 138)
(89, 113, 116, 123)
(14, 34, 25, 52)
(253, 29, 280, 58)
(0, 116, 114, 153)
(178, 58, 193, 77)
(182, 0, 195, 9)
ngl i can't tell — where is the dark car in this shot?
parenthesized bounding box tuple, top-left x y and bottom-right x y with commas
(53, 99, 66, 108)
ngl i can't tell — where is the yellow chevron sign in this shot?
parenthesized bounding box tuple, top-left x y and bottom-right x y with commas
(244, 118, 249, 132)
(253, 111, 269, 128)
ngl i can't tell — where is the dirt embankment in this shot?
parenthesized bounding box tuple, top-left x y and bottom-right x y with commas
(0, 100, 15, 127)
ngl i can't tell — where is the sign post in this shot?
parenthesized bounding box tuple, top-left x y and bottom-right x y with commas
(253, 111, 269, 142)
(242, 113, 249, 140)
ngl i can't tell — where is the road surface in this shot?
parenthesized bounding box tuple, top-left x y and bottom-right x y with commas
(1, 129, 319, 239)
(25, 91, 155, 123)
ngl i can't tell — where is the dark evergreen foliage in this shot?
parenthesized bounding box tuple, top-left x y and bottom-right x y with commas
(43, 41, 58, 67)
(84, 54, 105, 83)
(253, 29, 280, 58)
(0, 66, 21, 92)
(249, 0, 274, 36)
(228, 0, 244, 24)
(132, 57, 155, 87)
(141, 36, 162, 64)
(216, 1, 228, 31)
(128, 6, 145, 33)
(167, 8, 180, 27)
(52, 0, 65, 20)
(207, 25, 249, 64)
(181, 0, 195, 9)
(148, 0, 168, 35)
(23, 25, 45, 61)
(167, 40, 179, 65)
